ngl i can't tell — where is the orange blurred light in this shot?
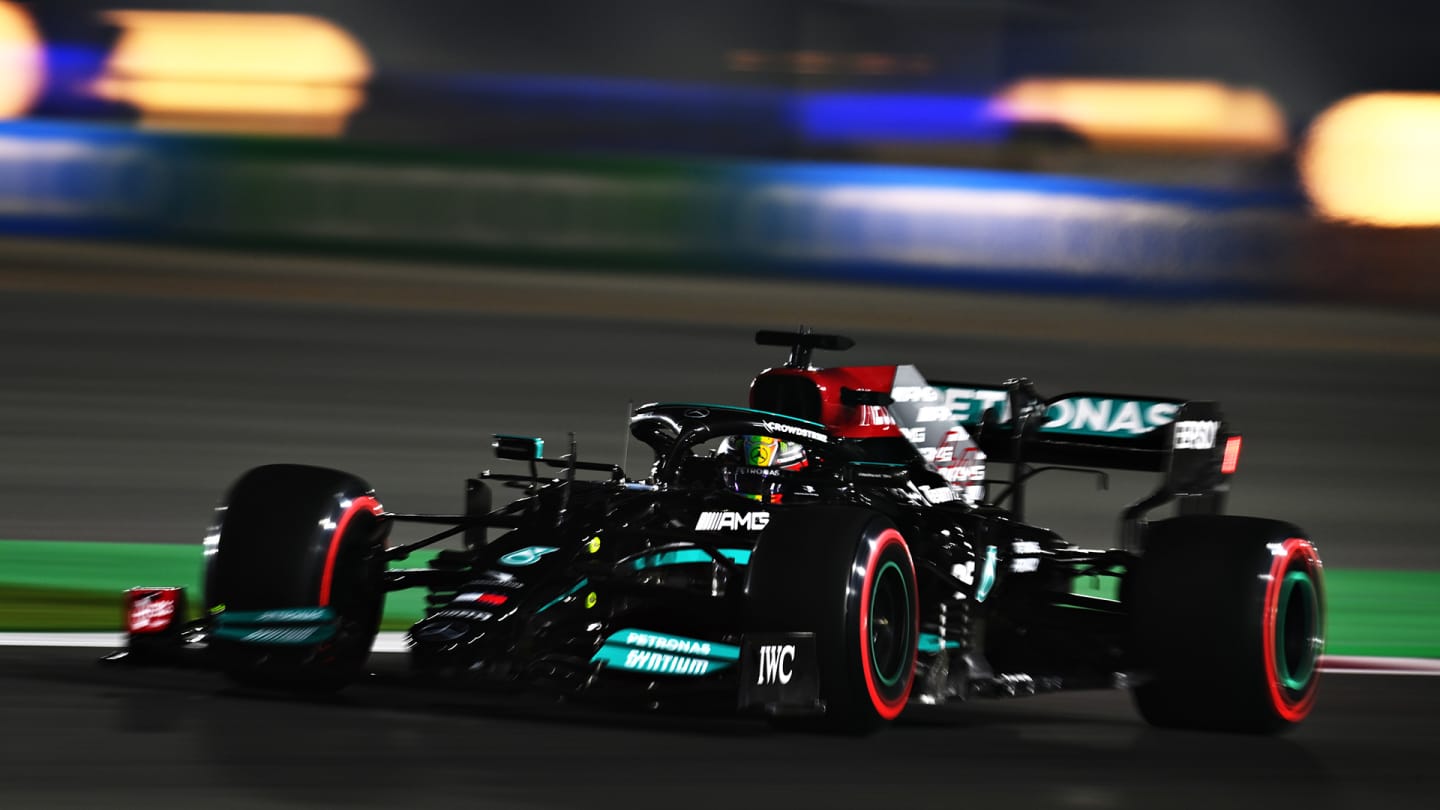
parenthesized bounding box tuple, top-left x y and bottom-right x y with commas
(791, 50, 834, 75)
(726, 49, 768, 72)
(992, 78, 1288, 153)
(91, 11, 371, 137)
(0, 1, 45, 119)
(851, 53, 899, 76)
(1300, 92, 1440, 227)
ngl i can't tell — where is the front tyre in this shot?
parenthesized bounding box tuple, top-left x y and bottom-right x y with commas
(746, 507, 919, 732)
(1128, 515, 1324, 733)
(204, 464, 391, 690)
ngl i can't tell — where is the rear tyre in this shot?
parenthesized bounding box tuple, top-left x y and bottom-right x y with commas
(204, 464, 391, 690)
(1127, 515, 1324, 733)
(746, 507, 918, 733)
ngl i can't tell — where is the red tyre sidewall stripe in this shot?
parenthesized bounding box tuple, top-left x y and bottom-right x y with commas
(858, 528, 918, 720)
(1262, 537, 1322, 722)
(318, 495, 383, 607)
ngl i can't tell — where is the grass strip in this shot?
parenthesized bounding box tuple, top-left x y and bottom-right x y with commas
(1321, 570, 1440, 659)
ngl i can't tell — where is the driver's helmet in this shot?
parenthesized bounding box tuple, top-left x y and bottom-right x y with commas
(724, 435, 807, 502)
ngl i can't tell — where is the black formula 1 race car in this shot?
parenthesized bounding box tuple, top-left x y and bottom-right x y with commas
(112, 330, 1324, 733)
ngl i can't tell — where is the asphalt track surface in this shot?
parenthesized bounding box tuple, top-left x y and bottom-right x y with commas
(1, 238, 1438, 807)
(0, 647, 1437, 809)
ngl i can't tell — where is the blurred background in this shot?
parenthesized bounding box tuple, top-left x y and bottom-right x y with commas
(2, 0, 1440, 558)
(2, 0, 1440, 301)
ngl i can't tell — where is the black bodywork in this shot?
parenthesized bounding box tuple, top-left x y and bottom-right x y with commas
(399, 402, 1118, 705)
(112, 330, 1319, 731)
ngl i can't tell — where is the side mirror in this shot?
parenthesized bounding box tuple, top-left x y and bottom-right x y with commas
(493, 434, 544, 461)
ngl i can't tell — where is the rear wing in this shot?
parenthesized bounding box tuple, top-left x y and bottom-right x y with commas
(942, 384, 1230, 482)
(895, 377, 1242, 547)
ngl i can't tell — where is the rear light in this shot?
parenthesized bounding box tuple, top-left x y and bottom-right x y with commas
(1221, 435, 1243, 474)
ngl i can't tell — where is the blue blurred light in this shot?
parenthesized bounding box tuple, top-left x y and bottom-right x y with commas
(0, 117, 147, 144)
(43, 43, 108, 77)
(796, 92, 1008, 144)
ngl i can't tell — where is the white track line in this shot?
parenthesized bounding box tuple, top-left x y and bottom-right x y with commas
(1, 633, 1437, 675)
(1319, 655, 1440, 675)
